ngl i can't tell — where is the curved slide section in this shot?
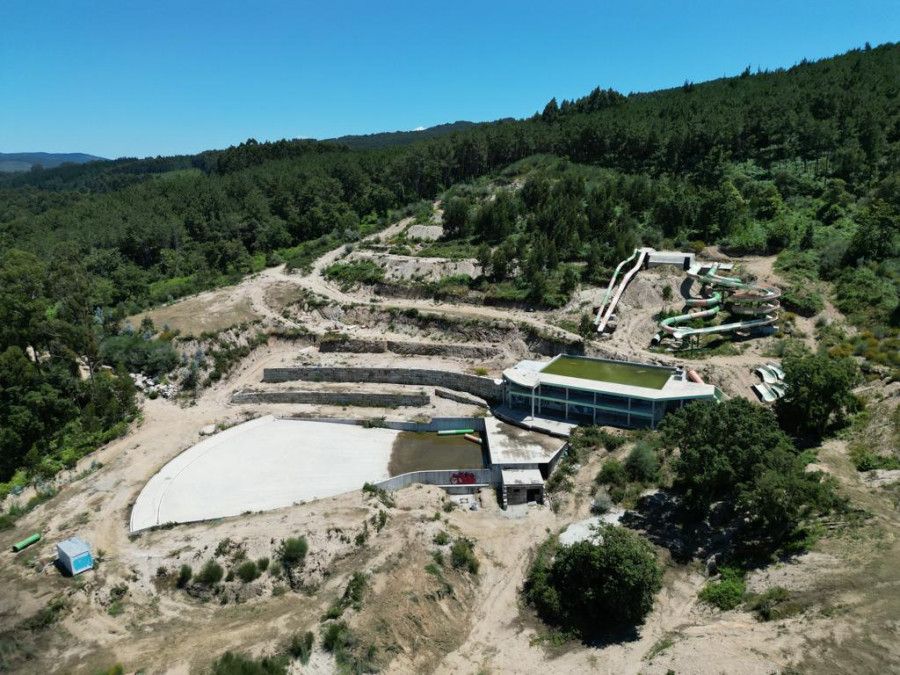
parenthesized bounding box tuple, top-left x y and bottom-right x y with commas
(657, 263, 780, 342)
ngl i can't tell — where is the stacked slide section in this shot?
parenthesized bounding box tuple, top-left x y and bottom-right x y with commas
(655, 263, 780, 343)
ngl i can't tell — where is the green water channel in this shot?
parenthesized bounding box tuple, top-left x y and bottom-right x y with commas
(540, 356, 672, 390)
(388, 432, 486, 476)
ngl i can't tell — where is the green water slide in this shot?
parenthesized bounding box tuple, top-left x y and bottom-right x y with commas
(656, 263, 780, 342)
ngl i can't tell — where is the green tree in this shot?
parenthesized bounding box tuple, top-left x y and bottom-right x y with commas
(660, 398, 796, 517)
(524, 525, 662, 634)
(476, 242, 492, 278)
(442, 197, 470, 239)
(776, 353, 858, 439)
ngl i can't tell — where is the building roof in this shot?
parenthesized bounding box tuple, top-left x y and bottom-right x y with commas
(501, 468, 544, 487)
(503, 356, 718, 402)
(484, 416, 565, 466)
(57, 537, 91, 557)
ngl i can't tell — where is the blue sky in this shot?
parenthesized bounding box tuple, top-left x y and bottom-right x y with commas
(1, 1, 897, 158)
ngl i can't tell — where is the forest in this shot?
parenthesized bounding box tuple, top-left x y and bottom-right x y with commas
(0, 42, 897, 490)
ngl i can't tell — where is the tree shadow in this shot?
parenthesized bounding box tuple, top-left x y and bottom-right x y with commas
(620, 491, 736, 564)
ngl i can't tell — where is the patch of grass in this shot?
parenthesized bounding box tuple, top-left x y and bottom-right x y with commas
(362, 482, 396, 508)
(324, 261, 385, 290)
(698, 567, 746, 610)
(321, 621, 379, 674)
(745, 586, 803, 621)
(433, 531, 450, 546)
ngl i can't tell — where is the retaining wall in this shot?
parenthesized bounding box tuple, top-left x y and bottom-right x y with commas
(434, 388, 489, 408)
(374, 468, 494, 491)
(232, 390, 429, 408)
(318, 337, 499, 359)
(263, 367, 504, 403)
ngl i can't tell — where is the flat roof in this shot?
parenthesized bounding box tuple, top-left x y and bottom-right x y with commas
(504, 356, 718, 402)
(501, 468, 544, 486)
(57, 537, 91, 557)
(485, 416, 564, 465)
(541, 355, 672, 389)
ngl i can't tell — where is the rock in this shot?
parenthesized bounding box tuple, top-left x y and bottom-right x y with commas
(199, 425, 217, 436)
(706, 552, 723, 576)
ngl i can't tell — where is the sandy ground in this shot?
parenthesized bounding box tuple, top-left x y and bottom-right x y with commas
(2, 214, 897, 674)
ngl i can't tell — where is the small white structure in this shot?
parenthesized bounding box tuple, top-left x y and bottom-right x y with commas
(57, 537, 93, 576)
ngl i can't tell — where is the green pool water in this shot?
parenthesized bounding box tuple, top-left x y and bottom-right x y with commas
(540, 356, 672, 390)
(388, 432, 486, 476)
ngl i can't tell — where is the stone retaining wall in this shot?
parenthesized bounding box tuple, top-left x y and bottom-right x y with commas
(262, 367, 504, 403)
(232, 390, 429, 408)
(434, 388, 489, 408)
(318, 337, 498, 359)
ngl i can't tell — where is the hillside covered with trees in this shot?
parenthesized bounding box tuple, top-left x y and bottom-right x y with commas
(0, 42, 898, 491)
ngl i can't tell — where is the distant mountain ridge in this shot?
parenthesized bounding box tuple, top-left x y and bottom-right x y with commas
(0, 152, 107, 173)
(326, 121, 479, 149)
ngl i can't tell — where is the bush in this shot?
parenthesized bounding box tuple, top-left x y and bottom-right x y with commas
(524, 525, 662, 635)
(209, 651, 287, 675)
(196, 560, 224, 585)
(280, 537, 309, 567)
(100, 333, 179, 376)
(236, 561, 260, 583)
(595, 458, 627, 488)
(287, 631, 314, 665)
(450, 537, 479, 574)
(698, 568, 746, 610)
(176, 564, 192, 588)
(625, 442, 660, 484)
(257, 557, 270, 572)
(433, 531, 450, 545)
(781, 287, 824, 317)
(745, 586, 795, 621)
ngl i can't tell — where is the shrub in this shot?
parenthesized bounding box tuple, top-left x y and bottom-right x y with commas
(745, 586, 794, 621)
(625, 442, 660, 484)
(280, 537, 309, 567)
(595, 458, 627, 488)
(433, 531, 450, 546)
(176, 564, 192, 588)
(196, 560, 224, 585)
(287, 631, 314, 665)
(450, 537, 479, 574)
(698, 568, 746, 610)
(781, 287, 824, 317)
(590, 490, 613, 514)
(256, 557, 270, 572)
(209, 651, 287, 675)
(236, 561, 260, 583)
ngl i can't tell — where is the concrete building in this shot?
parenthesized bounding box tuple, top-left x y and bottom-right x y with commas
(57, 537, 93, 576)
(502, 355, 721, 429)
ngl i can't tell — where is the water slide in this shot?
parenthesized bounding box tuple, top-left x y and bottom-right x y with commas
(753, 383, 778, 403)
(596, 248, 650, 333)
(655, 263, 780, 342)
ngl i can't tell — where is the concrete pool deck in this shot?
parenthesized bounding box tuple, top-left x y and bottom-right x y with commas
(130, 416, 398, 531)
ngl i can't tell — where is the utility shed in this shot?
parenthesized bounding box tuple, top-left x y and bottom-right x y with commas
(501, 468, 545, 507)
(57, 537, 93, 576)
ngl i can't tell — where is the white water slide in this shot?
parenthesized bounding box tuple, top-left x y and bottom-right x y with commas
(596, 248, 650, 333)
